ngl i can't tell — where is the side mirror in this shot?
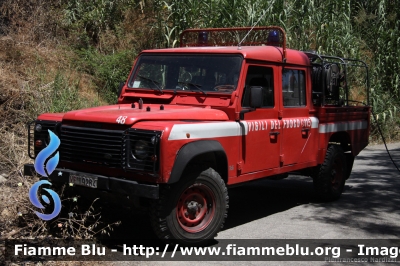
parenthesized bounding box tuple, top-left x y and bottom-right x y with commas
(118, 81, 125, 98)
(249, 86, 263, 108)
(239, 86, 263, 120)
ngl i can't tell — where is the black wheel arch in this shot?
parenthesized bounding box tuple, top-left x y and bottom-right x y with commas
(329, 131, 352, 153)
(328, 132, 355, 178)
(168, 140, 228, 184)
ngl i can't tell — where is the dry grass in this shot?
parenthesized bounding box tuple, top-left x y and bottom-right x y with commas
(0, 0, 63, 44)
(0, 73, 112, 242)
(0, 0, 160, 245)
(0, 0, 116, 245)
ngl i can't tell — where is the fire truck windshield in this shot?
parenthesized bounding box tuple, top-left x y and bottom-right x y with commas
(128, 54, 243, 93)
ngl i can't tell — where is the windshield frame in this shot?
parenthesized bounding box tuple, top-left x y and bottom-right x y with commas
(127, 53, 244, 94)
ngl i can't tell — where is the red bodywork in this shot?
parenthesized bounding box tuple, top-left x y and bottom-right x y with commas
(37, 30, 370, 187)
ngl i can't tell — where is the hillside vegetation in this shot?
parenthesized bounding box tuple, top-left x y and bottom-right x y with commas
(0, 0, 399, 240)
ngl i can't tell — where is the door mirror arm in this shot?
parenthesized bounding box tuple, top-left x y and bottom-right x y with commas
(239, 86, 263, 120)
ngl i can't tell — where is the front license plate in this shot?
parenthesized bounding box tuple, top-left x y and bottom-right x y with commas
(69, 174, 98, 188)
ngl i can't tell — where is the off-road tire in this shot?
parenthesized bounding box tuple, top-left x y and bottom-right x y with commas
(150, 168, 228, 245)
(313, 145, 347, 201)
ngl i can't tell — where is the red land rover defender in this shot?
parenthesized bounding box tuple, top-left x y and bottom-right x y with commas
(25, 26, 371, 245)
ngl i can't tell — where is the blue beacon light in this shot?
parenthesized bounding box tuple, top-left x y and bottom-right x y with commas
(198, 31, 208, 46)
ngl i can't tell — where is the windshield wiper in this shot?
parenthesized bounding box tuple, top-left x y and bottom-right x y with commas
(137, 75, 163, 94)
(177, 82, 207, 95)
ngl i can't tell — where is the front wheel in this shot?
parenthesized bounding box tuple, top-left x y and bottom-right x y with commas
(313, 145, 347, 201)
(150, 168, 228, 245)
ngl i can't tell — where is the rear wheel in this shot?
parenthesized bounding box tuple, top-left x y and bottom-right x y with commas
(313, 145, 347, 201)
(150, 168, 228, 245)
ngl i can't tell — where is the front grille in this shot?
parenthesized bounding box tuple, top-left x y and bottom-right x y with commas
(127, 129, 161, 174)
(60, 125, 126, 168)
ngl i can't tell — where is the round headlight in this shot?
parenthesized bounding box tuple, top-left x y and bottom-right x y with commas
(35, 124, 42, 132)
(132, 140, 149, 160)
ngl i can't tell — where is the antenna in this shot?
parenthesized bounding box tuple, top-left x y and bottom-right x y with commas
(237, 1, 275, 49)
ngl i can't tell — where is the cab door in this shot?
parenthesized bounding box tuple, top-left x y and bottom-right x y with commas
(280, 67, 317, 165)
(240, 64, 281, 174)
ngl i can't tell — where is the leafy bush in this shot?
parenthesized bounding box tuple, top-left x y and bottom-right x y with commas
(24, 72, 101, 116)
(75, 48, 135, 103)
(63, 0, 137, 47)
(50, 73, 96, 112)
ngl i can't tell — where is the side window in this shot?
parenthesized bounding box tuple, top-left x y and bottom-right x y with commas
(242, 66, 274, 107)
(282, 69, 306, 107)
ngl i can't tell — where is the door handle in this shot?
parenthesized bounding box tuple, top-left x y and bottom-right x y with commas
(269, 131, 280, 140)
(301, 128, 310, 137)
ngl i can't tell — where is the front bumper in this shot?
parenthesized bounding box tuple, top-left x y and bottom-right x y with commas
(24, 164, 159, 199)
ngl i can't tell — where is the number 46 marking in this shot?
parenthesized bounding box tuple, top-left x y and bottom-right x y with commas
(116, 116, 128, 124)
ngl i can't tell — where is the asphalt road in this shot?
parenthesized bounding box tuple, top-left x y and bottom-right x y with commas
(99, 142, 400, 265)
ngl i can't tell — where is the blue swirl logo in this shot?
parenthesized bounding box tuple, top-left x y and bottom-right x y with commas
(29, 180, 61, 220)
(30, 129, 62, 221)
(34, 130, 60, 177)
